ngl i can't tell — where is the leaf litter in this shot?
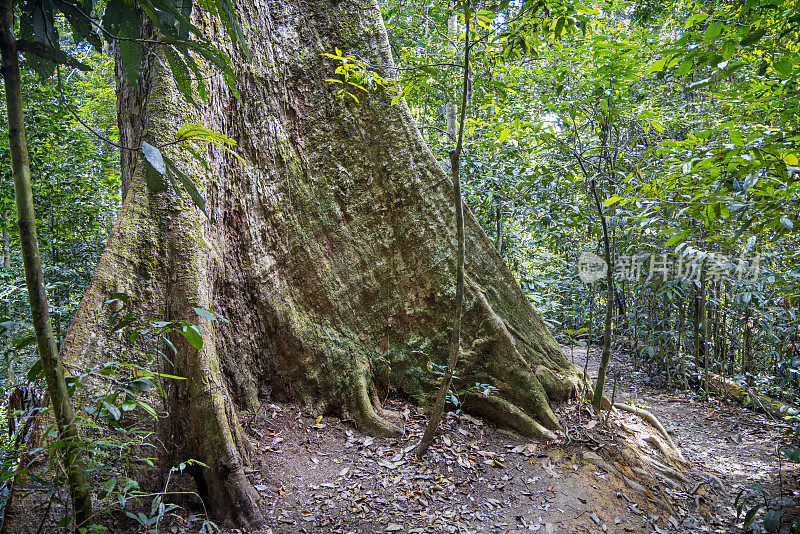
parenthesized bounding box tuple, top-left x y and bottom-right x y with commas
(198, 345, 800, 534)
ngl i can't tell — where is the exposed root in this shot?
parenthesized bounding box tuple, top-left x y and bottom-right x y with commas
(689, 469, 725, 493)
(353, 367, 402, 437)
(614, 402, 685, 462)
(463, 392, 556, 441)
(643, 434, 681, 466)
(639, 454, 687, 483)
(369, 385, 401, 420)
(534, 365, 576, 403)
(708, 371, 800, 419)
(469, 283, 566, 432)
(208, 460, 265, 528)
(582, 451, 647, 492)
(497, 367, 561, 431)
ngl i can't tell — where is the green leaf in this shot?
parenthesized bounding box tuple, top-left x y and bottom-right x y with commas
(665, 229, 692, 248)
(119, 40, 142, 84)
(782, 448, 800, 463)
(175, 123, 237, 147)
(102, 401, 121, 420)
(740, 28, 766, 47)
(181, 324, 203, 350)
(676, 58, 693, 75)
(182, 50, 207, 103)
(182, 144, 212, 172)
(163, 155, 206, 213)
(729, 127, 743, 145)
(554, 17, 565, 38)
(704, 21, 724, 41)
(13, 334, 37, 350)
(647, 56, 667, 73)
(142, 142, 168, 192)
(722, 39, 736, 60)
(135, 400, 158, 418)
(98, 477, 117, 500)
(54, 0, 102, 50)
(145, 163, 168, 192)
(174, 124, 244, 164)
(497, 128, 511, 143)
(684, 12, 708, 27)
(128, 377, 155, 391)
(763, 509, 782, 532)
(774, 59, 792, 77)
(141, 142, 166, 174)
(164, 47, 197, 106)
(26, 358, 43, 381)
(119, 362, 185, 380)
(159, 334, 177, 355)
(193, 307, 216, 321)
(102, 0, 145, 82)
(214, 0, 250, 59)
(17, 40, 92, 71)
(603, 195, 622, 207)
(20, 0, 59, 78)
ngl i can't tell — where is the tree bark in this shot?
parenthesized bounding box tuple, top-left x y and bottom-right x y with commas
(445, 2, 458, 142)
(590, 179, 613, 411)
(678, 299, 687, 388)
(2, 216, 9, 270)
(693, 283, 700, 368)
(0, 0, 92, 525)
(495, 203, 503, 255)
(701, 270, 709, 398)
(56, 0, 584, 526)
(2, 215, 9, 321)
(743, 301, 752, 381)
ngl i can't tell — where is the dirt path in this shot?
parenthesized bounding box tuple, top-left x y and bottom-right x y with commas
(199, 346, 798, 534)
(233, 399, 665, 534)
(571, 345, 800, 533)
(6, 347, 796, 533)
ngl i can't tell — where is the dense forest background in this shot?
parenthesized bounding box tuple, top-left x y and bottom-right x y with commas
(3, 0, 799, 411)
(382, 0, 800, 400)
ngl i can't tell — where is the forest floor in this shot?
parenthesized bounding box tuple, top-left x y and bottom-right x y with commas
(572, 345, 800, 534)
(5, 347, 798, 534)
(205, 346, 799, 534)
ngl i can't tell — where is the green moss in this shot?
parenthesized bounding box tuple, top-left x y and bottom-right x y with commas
(332, 6, 361, 45)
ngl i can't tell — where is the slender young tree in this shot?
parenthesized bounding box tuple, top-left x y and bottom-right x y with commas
(0, 0, 92, 524)
(590, 179, 613, 412)
(418, 2, 470, 458)
(701, 270, 709, 399)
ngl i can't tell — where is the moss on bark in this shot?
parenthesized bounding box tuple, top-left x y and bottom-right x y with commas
(52, 0, 588, 527)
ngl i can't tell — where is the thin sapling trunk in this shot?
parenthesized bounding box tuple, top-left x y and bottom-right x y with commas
(418, 6, 470, 458)
(590, 179, 613, 412)
(0, 0, 92, 525)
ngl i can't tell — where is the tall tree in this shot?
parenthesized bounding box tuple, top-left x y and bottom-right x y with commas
(51, 0, 585, 527)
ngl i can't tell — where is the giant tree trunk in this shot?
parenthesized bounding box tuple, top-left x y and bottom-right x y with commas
(58, 0, 584, 527)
